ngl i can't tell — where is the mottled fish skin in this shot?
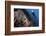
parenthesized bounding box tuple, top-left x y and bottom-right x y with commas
(14, 9, 33, 27)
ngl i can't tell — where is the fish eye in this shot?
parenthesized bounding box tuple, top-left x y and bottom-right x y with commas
(24, 18, 26, 20)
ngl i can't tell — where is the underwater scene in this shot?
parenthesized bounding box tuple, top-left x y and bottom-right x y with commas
(14, 8, 39, 27)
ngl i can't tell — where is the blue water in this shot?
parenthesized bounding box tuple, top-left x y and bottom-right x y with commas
(25, 9, 39, 26)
